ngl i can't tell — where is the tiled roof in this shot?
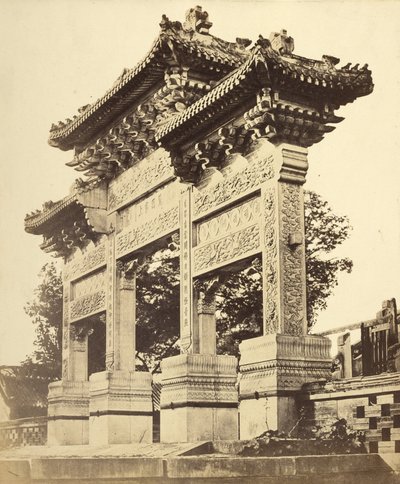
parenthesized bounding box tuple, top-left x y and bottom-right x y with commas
(48, 18, 248, 151)
(0, 367, 48, 420)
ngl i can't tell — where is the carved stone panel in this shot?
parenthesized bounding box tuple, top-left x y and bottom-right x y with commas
(71, 270, 105, 300)
(62, 283, 70, 380)
(180, 186, 193, 352)
(63, 241, 106, 282)
(261, 185, 279, 335)
(194, 224, 260, 276)
(70, 269, 106, 322)
(280, 183, 307, 336)
(197, 197, 260, 245)
(70, 290, 106, 322)
(116, 181, 180, 258)
(193, 140, 274, 219)
(108, 148, 174, 212)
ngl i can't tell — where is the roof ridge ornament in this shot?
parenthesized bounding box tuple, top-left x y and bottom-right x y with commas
(183, 6, 212, 35)
(269, 29, 294, 55)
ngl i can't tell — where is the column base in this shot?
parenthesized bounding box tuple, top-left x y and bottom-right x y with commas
(47, 380, 89, 446)
(160, 354, 238, 443)
(89, 370, 153, 445)
(239, 334, 331, 439)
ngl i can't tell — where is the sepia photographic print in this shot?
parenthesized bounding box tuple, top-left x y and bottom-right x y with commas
(0, 0, 399, 482)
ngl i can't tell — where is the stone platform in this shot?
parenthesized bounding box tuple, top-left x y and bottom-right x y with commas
(0, 444, 399, 483)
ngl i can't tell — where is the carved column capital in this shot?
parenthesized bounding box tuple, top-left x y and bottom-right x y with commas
(194, 275, 223, 315)
(117, 259, 139, 290)
(70, 321, 94, 350)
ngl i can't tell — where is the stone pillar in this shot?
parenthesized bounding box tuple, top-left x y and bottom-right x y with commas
(89, 258, 153, 445)
(47, 282, 90, 446)
(239, 142, 332, 438)
(160, 354, 238, 442)
(337, 332, 353, 379)
(194, 277, 220, 355)
(161, 194, 239, 442)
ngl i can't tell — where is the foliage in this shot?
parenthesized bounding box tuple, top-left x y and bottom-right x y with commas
(22, 191, 352, 375)
(135, 250, 180, 373)
(304, 191, 353, 326)
(239, 419, 366, 456)
(21, 262, 62, 381)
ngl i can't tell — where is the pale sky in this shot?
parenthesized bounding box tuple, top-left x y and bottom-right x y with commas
(0, 0, 399, 365)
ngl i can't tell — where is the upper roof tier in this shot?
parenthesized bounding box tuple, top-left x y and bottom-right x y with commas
(48, 6, 249, 151)
(48, 6, 373, 153)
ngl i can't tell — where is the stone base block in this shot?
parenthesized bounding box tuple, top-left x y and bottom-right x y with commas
(47, 380, 89, 446)
(239, 334, 331, 438)
(89, 370, 153, 445)
(160, 354, 238, 442)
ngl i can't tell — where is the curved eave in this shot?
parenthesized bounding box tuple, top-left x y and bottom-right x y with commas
(24, 194, 78, 235)
(156, 48, 373, 146)
(156, 53, 263, 146)
(48, 31, 248, 152)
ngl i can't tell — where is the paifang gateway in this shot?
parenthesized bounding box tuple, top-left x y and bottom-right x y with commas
(24, 6, 373, 445)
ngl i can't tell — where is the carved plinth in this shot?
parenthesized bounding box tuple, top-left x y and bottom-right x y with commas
(47, 380, 89, 446)
(89, 370, 153, 445)
(239, 334, 331, 438)
(160, 354, 238, 442)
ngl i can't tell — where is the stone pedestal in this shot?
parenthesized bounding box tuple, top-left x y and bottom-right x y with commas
(89, 370, 153, 445)
(160, 354, 238, 442)
(239, 334, 331, 439)
(47, 380, 89, 446)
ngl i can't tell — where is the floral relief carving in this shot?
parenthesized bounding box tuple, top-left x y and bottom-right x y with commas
(262, 186, 279, 334)
(197, 197, 260, 245)
(194, 224, 260, 274)
(108, 149, 174, 211)
(70, 290, 106, 321)
(281, 183, 305, 336)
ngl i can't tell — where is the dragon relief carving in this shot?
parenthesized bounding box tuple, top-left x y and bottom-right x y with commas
(108, 149, 174, 211)
(262, 186, 279, 334)
(116, 206, 179, 257)
(63, 242, 106, 281)
(70, 290, 106, 321)
(280, 183, 305, 336)
(194, 148, 274, 217)
(194, 224, 260, 274)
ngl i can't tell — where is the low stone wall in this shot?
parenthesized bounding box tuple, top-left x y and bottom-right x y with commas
(0, 453, 398, 483)
(301, 372, 400, 454)
(0, 417, 47, 449)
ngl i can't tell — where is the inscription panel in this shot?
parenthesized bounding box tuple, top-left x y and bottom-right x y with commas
(116, 181, 180, 258)
(194, 224, 260, 275)
(180, 186, 193, 352)
(71, 270, 105, 300)
(108, 148, 174, 212)
(194, 142, 274, 219)
(63, 241, 106, 282)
